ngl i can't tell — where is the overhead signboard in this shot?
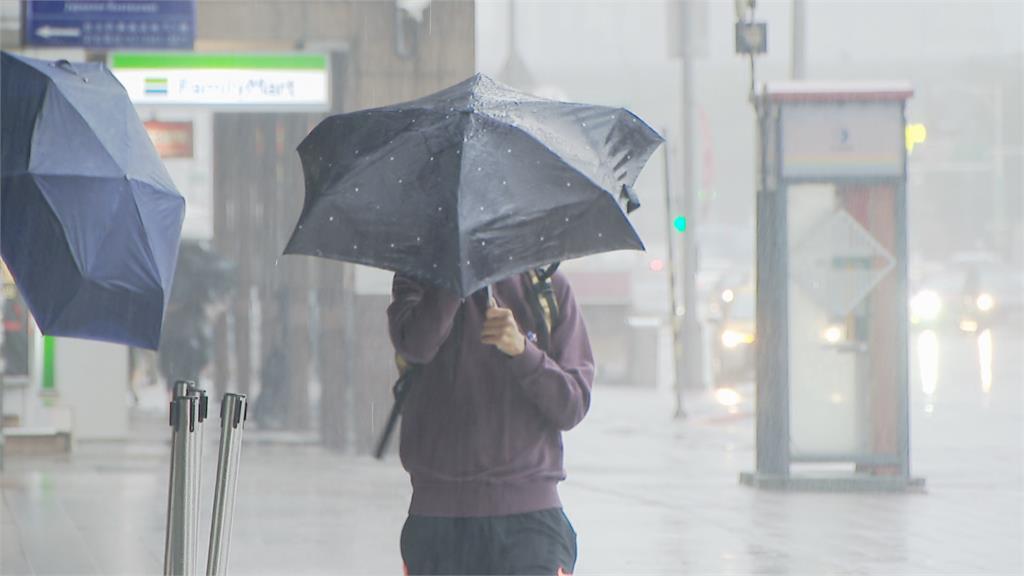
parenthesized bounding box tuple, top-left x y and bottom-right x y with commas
(110, 52, 331, 110)
(781, 103, 904, 179)
(24, 0, 194, 49)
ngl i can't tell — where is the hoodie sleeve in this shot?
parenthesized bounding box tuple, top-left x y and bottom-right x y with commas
(506, 273, 595, 431)
(387, 274, 462, 365)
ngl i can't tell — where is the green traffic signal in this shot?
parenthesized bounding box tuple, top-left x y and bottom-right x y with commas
(673, 216, 687, 232)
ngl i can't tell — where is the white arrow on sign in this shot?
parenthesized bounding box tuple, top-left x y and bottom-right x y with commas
(37, 25, 82, 39)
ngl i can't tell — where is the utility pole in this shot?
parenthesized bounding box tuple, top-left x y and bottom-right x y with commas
(498, 0, 535, 91)
(666, 1, 707, 415)
(661, 131, 686, 418)
(679, 53, 703, 400)
(791, 0, 806, 79)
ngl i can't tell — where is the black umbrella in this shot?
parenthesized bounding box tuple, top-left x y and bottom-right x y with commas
(285, 74, 662, 297)
(1, 52, 185, 349)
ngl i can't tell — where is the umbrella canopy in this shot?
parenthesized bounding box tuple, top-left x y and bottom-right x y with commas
(1, 52, 185, 349)
(285, 73, 662, 297)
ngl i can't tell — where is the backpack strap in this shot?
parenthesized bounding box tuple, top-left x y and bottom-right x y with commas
(526, 265, 560, 351)
(395, 352, 411, 376)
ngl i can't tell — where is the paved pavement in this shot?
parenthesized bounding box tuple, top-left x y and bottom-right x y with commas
(2, 328, 1022, 575)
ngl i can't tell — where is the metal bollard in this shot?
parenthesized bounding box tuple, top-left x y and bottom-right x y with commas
(206, 393, 247, 576)
(164, 384, 200, 576)
(188, 385, 209, 576)
(164, 381, 189, 575)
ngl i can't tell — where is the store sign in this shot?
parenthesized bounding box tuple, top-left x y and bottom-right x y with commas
(781, 103, 904, 179)
(144, 120, 193, 158)
(110, 53, 330, 110)
(24, 0, 194, 49)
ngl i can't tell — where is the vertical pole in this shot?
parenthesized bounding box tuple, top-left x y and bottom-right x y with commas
(165, 382, 185, 575)
(183, 394, 199, 576)
(164, 388, 199, 576)
(680, 54, 704, 394)
(163, 398, 178, 576)
(189, 386, 208, 576)
(207, 393, 248, 576)
(341, 264, 357, 453)
(791, 0, 807, 79)
(897, 102, 911, 479)
(662, 134, 686, 417)
(754, 103, 790, 477)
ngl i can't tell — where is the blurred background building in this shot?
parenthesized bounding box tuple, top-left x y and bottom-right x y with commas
(1, 0, 1020, 456)
(1, 0, 475, 454)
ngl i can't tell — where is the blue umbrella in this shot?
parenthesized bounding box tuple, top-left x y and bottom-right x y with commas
(1, 52, 185, 349)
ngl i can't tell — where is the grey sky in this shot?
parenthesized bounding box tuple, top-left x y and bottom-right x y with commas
(476, 1, 1023, 73)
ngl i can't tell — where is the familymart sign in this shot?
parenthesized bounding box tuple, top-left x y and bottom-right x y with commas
(110, 53, 330, 110)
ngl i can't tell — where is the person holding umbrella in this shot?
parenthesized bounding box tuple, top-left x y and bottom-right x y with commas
(285, 74, 662, 575)
(388, 264, 589, 575)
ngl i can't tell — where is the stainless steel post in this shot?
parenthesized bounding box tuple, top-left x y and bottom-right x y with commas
(164, 385, 199, 576)
(188, 385, 208, 576)
(174, 380, 191, 398)
(164, 381, 188, 575)
(206, 393, 247, 576)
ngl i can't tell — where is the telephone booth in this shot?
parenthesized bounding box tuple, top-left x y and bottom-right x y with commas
(742, 83, 925, 490)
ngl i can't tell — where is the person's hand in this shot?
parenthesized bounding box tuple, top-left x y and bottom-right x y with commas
(481, 304, 526, 357)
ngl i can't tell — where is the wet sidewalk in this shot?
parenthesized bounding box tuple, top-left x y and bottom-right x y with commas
(2, 331, 1022, 575)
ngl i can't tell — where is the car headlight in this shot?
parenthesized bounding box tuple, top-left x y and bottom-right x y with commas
(822, 324, 845, 344)
(911, 290, 942, 322)
(959, 319, 979, 333)
(715, 387, 742, 407)
(721, 329, 755, 349)
(976, 292, 995, 313)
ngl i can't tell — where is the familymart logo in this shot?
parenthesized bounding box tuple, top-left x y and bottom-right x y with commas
(113, 53, 330, 109)
(144, 77, 168, 95)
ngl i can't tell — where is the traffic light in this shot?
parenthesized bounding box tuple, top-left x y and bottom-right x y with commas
(673, 216, 687, 233)
(905, 123, 927, 154)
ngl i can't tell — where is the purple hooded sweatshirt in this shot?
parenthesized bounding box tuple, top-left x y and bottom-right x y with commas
(387, 271, 594, 517)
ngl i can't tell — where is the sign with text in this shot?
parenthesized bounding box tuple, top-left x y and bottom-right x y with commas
(144, 120, 193, 158)
(24, 0, 194, 49)
(110, 52, 331, 110)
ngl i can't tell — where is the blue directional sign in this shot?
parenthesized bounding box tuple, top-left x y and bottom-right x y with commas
(24, 1, 195, 49)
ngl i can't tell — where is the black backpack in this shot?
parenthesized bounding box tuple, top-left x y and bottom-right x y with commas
(375, 264, 560, 459)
